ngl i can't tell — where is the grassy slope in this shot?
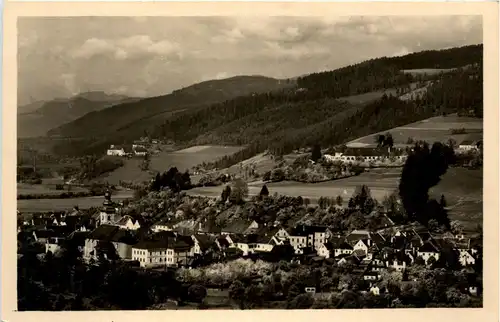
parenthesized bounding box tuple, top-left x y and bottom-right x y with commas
(346, 115, 483, 147)
(97, 145, 245, 185)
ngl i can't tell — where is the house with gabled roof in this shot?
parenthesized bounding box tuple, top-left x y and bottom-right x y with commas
(221, 219, 258, 235)
(458, 249, 476, 267)
(107, 145, 127, 156)
(132, 239, 176, 268)
(83, 224, 138, 262)
(246, 230, 279, 253)
(191, 234, 217, 255)
(133, 146, 148, 156)
(290, 224, 329, 249)
(458, 140, 480, 152)
(386, 252, 413, 271)
(115, 215, 141, 231)
(215, 236, 230, 251)
(417, 239, 441, 264)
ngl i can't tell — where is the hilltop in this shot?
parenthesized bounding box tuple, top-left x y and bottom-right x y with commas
(18, 92, 141, 138)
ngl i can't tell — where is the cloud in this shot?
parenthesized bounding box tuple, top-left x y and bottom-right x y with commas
(60, 73, 79, 95)
(211, 28, 245, 44)
(17, 16, 483, 105)
(71, 35, 182, 60)
(390, 47, 412, 57)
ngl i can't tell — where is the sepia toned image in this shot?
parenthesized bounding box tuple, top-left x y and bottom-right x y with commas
(3, 2, 498, 320)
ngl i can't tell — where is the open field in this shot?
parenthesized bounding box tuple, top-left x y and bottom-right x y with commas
(99, 145, 245, 185)
(346, 115, 483, 148)
(187, 167, 482, 227)
(17, 190, 134, 213)
(17, 183, 88, 196)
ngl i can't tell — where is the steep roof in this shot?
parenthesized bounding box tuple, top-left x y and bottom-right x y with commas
(418, 240, 440, 253)
(216, 236, 230, 248)
(459, 140, 476, 146)
(222, 219, 255, 234)
(87, 225, 137, 245)
(193, 234, 216, 251)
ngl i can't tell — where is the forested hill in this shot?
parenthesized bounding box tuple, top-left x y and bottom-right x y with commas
(50, 44, 482, 158)
(48, 76, 294, 139)
(18, 93, 141, 138)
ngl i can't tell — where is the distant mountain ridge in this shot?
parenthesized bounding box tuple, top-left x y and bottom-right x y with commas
(47, 75, 295, 139)
(18, 91, 142, 138)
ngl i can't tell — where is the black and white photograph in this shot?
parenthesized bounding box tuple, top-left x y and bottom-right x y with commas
(7, 3, 496, 316)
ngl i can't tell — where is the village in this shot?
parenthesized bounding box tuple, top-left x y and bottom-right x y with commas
(17, 176, 482, 306)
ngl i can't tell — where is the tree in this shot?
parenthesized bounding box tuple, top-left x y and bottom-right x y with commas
(287, 284, 301, 302)
(244, 284, 264, 308)
(399, 142, 454, 228)
(384, 132, 394, 149)
(289, 293, 314, 309)
(303, 198, 311, 207)
(450, 220, 464, 235)
(311, 144, 322, 162)
(139, 153, 151, 172)
(229, 179, 249, 204)
(221, 185, 231, 203)
(229, 280, 246, 309)
(375, 134, 386, 147)
(259, 184, 270, 197)
(336, 195, 343, 206)
(187, 284, 207, 303)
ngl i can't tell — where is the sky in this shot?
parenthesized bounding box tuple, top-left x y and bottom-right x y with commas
(18, 15, 482, 105)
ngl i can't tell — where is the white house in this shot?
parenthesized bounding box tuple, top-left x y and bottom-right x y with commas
(458, 140, 479, 152)
(417, 240, 441, 264)
(370, 285, 381, 296)
(133, 146, 148, 156)
(116, 215, 141, 231)
(151, 220, 174, 233)
(132, 240, 176, 268)
(459, 250, 476, 266)
(353, 239, 370, 254)
(107, 145, 126, 156)
(288, 234, 307, 250)
(45, 237, 64, 254)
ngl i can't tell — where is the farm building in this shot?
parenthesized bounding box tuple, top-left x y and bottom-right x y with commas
(458, 140, 480, 152)
(133, 146, 148, 156)
(107, 145, 127, 156)
(323, 147, 408, 164)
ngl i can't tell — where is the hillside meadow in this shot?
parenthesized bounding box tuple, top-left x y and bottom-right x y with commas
(346, 115, 483, 148)
(97, 145, 245, 185)
(17, 190, 134, 213)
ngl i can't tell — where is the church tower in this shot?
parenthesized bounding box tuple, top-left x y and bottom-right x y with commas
(99, 190, 118, 225)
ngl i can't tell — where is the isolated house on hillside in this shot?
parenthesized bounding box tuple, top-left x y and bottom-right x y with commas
(458, 140, 479, 152)
(107, 145, 126, 156)
(133, 146, 148, 156)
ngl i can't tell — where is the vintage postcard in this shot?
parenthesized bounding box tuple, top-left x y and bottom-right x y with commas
(2, 2, 499, 322)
